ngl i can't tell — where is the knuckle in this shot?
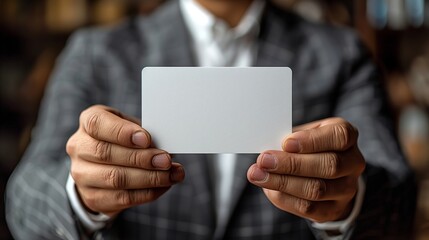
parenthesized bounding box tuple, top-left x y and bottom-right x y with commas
(148, 171, 164, 187)
(304, 179, 326, 200)
(66, 136, 76, 156)
(332, 117, 346, 125)
(115, 191, 134, 207)
(334, 124, 350, 149)
(285, 155, 301, 175)
(84, 110, 102, 137)
(141, 189, 158, 202)
(295, 199, 314, 215)
(308, 132, 318, 152)
(334, 122, 356, 150)
(115, 190, 156, 207)
(110, 122, 125, 144)
(277, 176, 290, 192)
(95, 141, 111, 163)
(111, 122, 135, 146)
(82, 192, 98, 211)
(128, 150, 141, 167)
(104, 167, 126, 189)
(70, 164, 81, 183)
(322, 153, 340, 178)
(128, 150, 152, 168)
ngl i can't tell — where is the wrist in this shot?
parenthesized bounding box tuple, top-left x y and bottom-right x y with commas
(66, 174, 111, 232)
(311, 176, 366, 234)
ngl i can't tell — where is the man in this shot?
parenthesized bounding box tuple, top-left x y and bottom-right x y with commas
(6, 0, 415, 239)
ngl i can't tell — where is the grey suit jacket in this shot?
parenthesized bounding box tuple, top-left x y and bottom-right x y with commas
(6, 1, 416, 239)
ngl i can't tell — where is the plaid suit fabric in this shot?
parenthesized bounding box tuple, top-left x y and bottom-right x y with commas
(6, 1, 416, 239)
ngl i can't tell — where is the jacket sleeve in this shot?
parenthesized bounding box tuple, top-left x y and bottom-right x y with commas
(6, 30, 99, 240)
(332, 31, 416, 239)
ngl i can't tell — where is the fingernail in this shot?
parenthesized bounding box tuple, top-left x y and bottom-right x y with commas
(284, 139, 300, 153)
(261, 154, 277, 170)
(152, 154, 171, 169)
(250, 167, 268, 182)
(170, 166, 185, 183)
(132, 131, 149, 148)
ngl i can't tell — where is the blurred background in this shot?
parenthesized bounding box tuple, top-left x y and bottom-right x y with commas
(1, 0, 429, 239)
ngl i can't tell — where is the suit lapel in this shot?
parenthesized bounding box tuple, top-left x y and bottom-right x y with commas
(214, 3, 304, 239)
(256, 3, 309, 127)
(136, 0, 216, 231)
(137, 0, 196, 67)
(255, 3, 297, 68)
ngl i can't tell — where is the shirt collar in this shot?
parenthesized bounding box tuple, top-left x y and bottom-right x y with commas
(180, 0, 266, 43)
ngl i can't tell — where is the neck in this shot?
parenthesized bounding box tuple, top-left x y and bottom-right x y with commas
(195, 0, 254, 27)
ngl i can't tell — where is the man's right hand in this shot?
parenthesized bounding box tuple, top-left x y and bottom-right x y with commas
(66, 105, 185, 217)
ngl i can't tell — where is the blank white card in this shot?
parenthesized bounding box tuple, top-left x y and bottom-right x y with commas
(141, 67, 292, 153)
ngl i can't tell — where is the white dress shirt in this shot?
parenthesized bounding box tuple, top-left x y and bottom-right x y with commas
(180, 0, 265, 228)
(66, 0, 365, 238)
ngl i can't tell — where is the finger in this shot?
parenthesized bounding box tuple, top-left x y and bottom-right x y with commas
(78, 186, 170, 215)
(80, 105, 151, 148)
(102, 106, 142, 126)
(256, 150, 365, 179)
(292, 120, 322, 132)
(248, 165, 357, 201)
(75, 134, 171, 170)
(263, 189, 351, 222)
(71, 160, 185, 190)
(283, 118, 358, 153)
(121, 115, 141, 126)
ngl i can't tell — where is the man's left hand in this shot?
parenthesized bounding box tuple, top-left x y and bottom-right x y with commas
(247, 117, 365, 222)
